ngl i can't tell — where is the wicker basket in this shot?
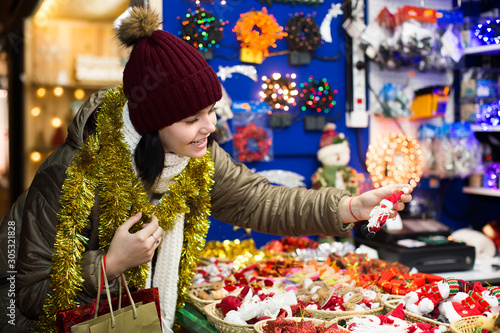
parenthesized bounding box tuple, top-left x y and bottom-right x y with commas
(254, 317, 346, 333)
(307, 303, 385, 321)
(335, 313, 445, 331)
(449, 316, 481, 333)
(187, 283, 219, 314)
(204, 303, 256, 333)
(384, 299, 450, 328)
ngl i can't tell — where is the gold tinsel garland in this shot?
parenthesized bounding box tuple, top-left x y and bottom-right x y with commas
(36, 86, 214, 331)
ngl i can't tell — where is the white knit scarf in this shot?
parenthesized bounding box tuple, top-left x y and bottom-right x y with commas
(121, 103, 190, 332)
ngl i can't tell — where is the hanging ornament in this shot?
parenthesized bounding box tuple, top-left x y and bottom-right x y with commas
(362, 187, 409, 239)
(178, 6, 227, 60)
(299, 76, 337, 113)
(473, 18, 500, 46)
(320, 3, 343, 43)
(285, 13, 321, 65)
(366, 133, 423, 188)
(233, 123, 272, 162)
(233, 7, 286, 64)
(217, 65, 258, 82)
(259, 73, 298, 112)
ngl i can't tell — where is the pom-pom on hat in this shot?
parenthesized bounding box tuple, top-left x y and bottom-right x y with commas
(116, 7, 222, 135)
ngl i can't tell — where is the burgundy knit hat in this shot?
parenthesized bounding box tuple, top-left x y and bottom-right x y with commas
(116, 7, 222, 135)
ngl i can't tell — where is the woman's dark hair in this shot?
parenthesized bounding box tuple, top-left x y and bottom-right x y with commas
(134, 131, 165, 189)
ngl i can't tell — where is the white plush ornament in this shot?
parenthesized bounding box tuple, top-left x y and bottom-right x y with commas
(363, 187, 409, 239)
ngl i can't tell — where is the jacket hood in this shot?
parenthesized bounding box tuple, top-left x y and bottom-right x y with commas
(66, 87, 116, 148)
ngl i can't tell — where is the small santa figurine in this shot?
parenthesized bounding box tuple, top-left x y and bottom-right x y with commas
(362, 187, 409, 239)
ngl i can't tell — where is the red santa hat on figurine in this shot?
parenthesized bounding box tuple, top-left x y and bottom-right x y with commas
(362, 187, 409, 239)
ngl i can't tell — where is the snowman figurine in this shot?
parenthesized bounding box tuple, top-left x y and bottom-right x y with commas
(311, 123, 359, 195)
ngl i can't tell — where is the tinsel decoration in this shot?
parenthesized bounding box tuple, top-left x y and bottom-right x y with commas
(233, 7, 286, 58)
(35, 86, 214, 332)
(286, 13, 322, 52)
(299, 76, 337, 113)
(474, 18, 500, 45)
(178, 6, 227, 60)
(259, 73, 298, 111)
(258, 0, 324, 7)
(366, 133, 423, 188)
(233, 122, 272, 162)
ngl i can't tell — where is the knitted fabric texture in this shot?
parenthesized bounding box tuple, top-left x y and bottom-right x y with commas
(122, 18, 222, 134)
(121, 105, 188, 332)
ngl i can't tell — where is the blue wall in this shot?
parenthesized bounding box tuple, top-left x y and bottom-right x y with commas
(162, 0, 369, 247)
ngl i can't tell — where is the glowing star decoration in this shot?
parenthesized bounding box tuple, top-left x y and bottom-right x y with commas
(217, 65, 258, 82)
(320, 3, 343, 43)
(178, 6, 227, 59)
(259, 73, 298, 112)
(366, 133, 423, 188)
(299, 76, 337, 113)
(362, 187, 409, 239)
(474, 18, 500, 45)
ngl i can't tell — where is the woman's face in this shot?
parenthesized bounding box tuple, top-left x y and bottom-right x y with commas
(158, 104, 217, 158)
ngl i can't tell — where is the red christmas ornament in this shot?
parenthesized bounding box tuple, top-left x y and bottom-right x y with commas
(362, 187, 409, 239)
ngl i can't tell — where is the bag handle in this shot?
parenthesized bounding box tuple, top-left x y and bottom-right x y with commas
(93, 255, 138, 327)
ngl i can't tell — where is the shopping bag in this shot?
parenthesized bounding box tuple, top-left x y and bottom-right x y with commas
(57, 288, 161, 332)
(56, 256, 161, 333)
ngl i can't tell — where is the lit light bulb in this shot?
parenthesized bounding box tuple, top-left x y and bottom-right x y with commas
(36, 88, 46, 98)
(31, 107, 41, 117)
(30, 151, 42, 162)
(53, 86, 64, 97)
(51, 117, 62, 128)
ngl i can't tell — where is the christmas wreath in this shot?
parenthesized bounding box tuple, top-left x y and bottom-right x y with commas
(285, 13, 321, 52)
(474, 18, 500, 45)
(232, 7, 286, 57)
(259, 73, 298, 111)
(178, 6, 226, 59)
(299, 76, 337, 113)
(233, 122, 272, 162)
(366, 133, 423, 188)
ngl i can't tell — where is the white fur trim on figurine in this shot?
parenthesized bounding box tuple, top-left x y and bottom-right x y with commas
(362, 187, 409, 239)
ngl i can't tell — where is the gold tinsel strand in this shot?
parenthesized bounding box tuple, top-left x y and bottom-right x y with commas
(36, 86, 214, 331)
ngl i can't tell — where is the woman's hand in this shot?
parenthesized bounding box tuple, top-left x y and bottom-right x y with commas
(105, 212, 163, 279)
(342, 184, 413, 223)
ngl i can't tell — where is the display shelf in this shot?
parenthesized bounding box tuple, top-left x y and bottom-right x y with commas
(463, 186, 500, 197)
(464, 44, 500, 55)
(471, 124, 500, 132)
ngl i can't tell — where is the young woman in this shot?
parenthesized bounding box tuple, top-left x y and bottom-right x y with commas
(1, 7, 412, 333)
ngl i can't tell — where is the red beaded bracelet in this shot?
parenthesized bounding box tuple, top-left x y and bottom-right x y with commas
(349, 197, 360, 221)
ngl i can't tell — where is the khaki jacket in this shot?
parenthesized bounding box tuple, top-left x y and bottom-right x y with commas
(0, 87, 353, 331)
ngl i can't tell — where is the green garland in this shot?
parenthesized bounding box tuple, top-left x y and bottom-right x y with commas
(36, 86, 214, 331)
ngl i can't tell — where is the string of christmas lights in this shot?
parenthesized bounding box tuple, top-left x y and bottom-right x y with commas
(233, 7, 286, 58)
(259, 73, 299, 111)
(286, 13, 322, 52)
(474, 18, 500, 45)
(178, 6, 227, 58)
(366, 133, 423, 188)
(299, 76, 337, 113)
